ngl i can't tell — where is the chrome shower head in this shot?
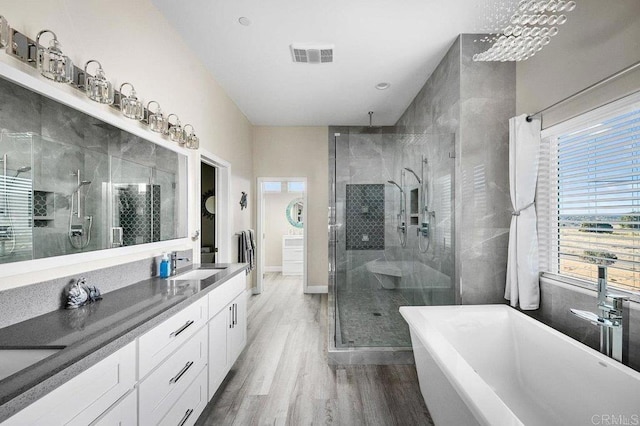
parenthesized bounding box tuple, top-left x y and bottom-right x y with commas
(404, 167, 421, 184)
(74, 180, 92, 192)
(387, 180, 403, 192)
(14, 166, 31, 177)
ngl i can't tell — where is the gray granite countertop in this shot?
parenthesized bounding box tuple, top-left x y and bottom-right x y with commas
(0, 263, 248, 422)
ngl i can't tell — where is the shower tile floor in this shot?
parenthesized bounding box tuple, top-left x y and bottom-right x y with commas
(336, 287, 412, 347)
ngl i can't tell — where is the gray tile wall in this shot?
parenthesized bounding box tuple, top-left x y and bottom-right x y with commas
(395, 34, 515, 305)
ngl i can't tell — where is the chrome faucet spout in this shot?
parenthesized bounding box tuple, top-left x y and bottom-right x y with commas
(170, 251, 191, 275)
(570, 265, 628, 363)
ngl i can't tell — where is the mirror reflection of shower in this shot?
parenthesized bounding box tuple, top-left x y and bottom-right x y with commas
(69, 169, 93, 249)
(388, 173, 407, 247)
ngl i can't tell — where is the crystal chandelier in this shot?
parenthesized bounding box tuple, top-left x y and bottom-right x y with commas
(474, 0, 577, 62)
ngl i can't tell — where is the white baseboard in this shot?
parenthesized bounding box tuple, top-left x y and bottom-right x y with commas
(305, 285, 328, 294)
(264, 266, 282, 272)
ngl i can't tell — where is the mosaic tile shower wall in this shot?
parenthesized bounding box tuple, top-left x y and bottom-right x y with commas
(346, 184, 384, 250)
(117, 185, 161, 246)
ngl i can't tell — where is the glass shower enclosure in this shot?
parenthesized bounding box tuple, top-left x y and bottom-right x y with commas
(329, 128, 456, 356)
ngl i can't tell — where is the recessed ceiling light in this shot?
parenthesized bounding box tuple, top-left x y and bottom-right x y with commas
(238, 17, 251, 26)
(375, 82, 390, 90)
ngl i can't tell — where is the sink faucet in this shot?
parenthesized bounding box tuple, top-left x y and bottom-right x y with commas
(170, 251, 190, 276)
(570, 265, 628, 362)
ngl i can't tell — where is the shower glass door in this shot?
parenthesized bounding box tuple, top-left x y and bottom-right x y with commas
(330, 129, 456, 348)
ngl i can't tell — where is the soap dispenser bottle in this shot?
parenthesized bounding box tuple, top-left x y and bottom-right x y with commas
(159, 253, 170, 278)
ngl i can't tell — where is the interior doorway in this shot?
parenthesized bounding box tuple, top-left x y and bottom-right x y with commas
(197, 149, 231, 265)
(200, 162, 217, 263)
(256, 177, 307, 294)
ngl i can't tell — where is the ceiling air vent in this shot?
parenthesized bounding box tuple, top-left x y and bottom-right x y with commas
(290, 44, 334, 64)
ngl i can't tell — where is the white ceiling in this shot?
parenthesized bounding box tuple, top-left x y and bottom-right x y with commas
(152, 0, 488, 126)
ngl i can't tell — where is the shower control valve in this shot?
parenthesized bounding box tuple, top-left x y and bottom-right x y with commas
(418, 223, 430, 237)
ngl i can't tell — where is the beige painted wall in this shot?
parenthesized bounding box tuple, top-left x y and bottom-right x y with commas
(0, 0, 253, 287)
(516, 0, 640, 127)
(253, 127, 328, 288)
(264, 191, 303, 268)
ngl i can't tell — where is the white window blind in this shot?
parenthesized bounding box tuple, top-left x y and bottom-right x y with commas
(539, 99, 640, 293)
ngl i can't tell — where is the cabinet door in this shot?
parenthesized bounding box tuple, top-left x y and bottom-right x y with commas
(228, 293, 247, 365)
(208, 305, 230, 399)
(90, 390, 137, 426)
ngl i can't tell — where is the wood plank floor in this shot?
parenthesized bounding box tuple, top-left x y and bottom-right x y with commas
(196, 273, 433, 426)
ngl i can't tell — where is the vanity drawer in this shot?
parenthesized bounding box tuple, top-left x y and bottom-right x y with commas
(282, 261, 303, 276)
(282, 248, 303, 261)
(158, 364, 208, 426)
(208, 273, 245, 319)
(90, 389, 137, 426)
(4, 342, 135, 426)
(138, 326, 207, 426)
(138, 297, 207, 378)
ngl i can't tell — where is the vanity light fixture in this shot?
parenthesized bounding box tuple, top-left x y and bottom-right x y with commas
(119, 82, 144, 120)
(36, 30, 73, 83)
(0, 16, 9, 48)
(183, 124, 199, 150)
(83, 60, 114, 104)
(166, 113, 185, 145)
(146, 101, 167, 133)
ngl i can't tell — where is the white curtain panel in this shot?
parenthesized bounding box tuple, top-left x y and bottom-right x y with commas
(505, 114, 541, 310)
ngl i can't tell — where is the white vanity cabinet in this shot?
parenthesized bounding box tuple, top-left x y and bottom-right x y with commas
(1, 269, 248, 426)
(282, 235, 303, 276)
(207, 273, 247, 399)
(3, 342, 136, 426)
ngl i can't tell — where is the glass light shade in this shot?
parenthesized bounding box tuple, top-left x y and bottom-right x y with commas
(84, 60, 114, 104)
(119, 82, 144, 120)
(184, 125, 199, 150)
(36, 30, 73, 83)
(146, 101, 167, 133)
(0, 16, 9, 48)
(167, 114, 185, 144)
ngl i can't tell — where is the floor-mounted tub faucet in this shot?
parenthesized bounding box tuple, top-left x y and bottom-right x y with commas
(170, 251, 190, 275)
(570, 265, 628, 362)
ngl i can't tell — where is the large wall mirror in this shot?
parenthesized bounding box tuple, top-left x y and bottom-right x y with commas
(0, 76, 187, 265)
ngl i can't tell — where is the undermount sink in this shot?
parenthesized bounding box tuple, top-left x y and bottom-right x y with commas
(0, 348, 62, 381)
(168, 268, 223, 281)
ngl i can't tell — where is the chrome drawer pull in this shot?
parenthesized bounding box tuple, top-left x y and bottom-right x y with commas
(177, 408, 194, 426)
(169, 361, 194, 384)
(170, 320, 194, 338)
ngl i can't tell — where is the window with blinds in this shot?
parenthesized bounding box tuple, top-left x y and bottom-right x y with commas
(539, 97, 640, 293)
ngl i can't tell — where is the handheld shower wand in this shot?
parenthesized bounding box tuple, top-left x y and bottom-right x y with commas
(388, 177, 407, 248)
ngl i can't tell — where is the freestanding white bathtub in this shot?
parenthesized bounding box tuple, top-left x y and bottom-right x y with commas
(400, 305, 640, 426)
